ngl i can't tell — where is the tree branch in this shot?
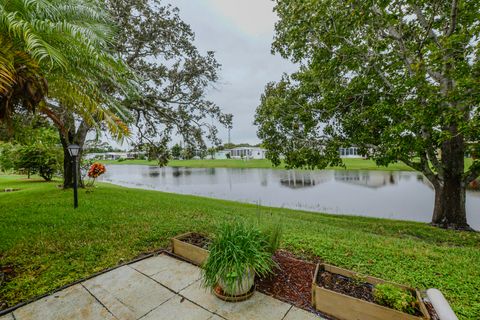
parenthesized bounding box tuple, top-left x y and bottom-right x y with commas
(446, 0, 459, 36)
(412, 4, 442, 48)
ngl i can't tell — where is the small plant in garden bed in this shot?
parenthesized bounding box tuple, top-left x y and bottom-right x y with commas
(314, 265, 426, 319)
(202, 221, 277, 298)
(373, 283, 418, 315)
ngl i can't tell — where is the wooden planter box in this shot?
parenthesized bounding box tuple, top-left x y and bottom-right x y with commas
(171, 232, 209, 266)
(312, 263, 430, 320)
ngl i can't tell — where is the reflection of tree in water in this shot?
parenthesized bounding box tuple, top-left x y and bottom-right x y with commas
(149, 171, 160, 177)
(172, 167, 192, 177)
(145, 166, 161, 178)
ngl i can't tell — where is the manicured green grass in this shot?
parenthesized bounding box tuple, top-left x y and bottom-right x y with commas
(103, 158, 475, 172)
(1, 175, 479, 319)
(103, 158, 416, 171)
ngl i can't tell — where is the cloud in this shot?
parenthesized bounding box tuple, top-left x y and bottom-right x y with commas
(204, 0, 278, 38)
(166, 0, 296, 145)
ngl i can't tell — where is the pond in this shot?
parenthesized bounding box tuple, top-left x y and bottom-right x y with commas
(101, 165, 480, 230)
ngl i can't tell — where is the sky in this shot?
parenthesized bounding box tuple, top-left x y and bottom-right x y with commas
(165, 0, 297, 145)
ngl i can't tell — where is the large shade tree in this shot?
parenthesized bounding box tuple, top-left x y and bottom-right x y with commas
(255, 0, 480, 230)
(105, 0, 232, 159)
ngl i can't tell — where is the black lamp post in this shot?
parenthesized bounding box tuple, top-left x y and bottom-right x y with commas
(67, 144, 81, 209)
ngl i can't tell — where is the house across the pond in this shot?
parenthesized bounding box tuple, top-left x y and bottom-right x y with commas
(85, 152, 145, 160)
(226, 147, 267, 160)
(339, 147, 362, 158)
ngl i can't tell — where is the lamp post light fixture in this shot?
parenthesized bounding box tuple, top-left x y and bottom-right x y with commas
(67, 144, 81, 209)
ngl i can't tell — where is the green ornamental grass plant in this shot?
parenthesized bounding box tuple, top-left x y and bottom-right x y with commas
(202, 220, 275, 295)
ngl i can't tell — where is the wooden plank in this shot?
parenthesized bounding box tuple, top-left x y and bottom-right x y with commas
(312, 263, 430, 320)
(171, 233, 209, 266)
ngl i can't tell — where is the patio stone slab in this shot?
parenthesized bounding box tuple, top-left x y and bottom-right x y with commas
(216, 291, 291, 320)
(13, 284, 115, 320)
(141, 295, 212, 320)
(179, 281, 230, 314)
(284, 306, 324, 320)
(130, 254, 182, 276)
(130, 254, 202, 292)
(83, 265, 174, 319)
(0, 313, 14, 320)
(150, 265, 201, 292)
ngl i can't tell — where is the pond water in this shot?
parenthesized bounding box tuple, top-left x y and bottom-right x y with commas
(101, 165, 480, 230)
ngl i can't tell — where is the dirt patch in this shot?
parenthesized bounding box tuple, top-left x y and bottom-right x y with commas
(0, 265, 15, 283)
(180, 233, 210, 249)
(316, 270, 374, 302)
(256, 250, 329, 318)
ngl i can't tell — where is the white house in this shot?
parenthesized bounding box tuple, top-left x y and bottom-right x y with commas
(228, 147, 267, 160)
(339, 147, 363, 158)
(213, 150, 230, 160)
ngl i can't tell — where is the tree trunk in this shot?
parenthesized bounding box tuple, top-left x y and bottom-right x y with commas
(58, 120, 90, 189)
(431, 128, 472, 230)
(431, 183, 445, 224)
(60, 134, 83, 189)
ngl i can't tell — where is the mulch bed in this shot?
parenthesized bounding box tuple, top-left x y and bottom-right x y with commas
(256, 250, 331, 318)
(180, 233, 210, 250)
(316, 270, 374, 303)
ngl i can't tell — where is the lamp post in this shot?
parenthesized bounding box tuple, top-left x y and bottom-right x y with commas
(67, 144, 81, 209)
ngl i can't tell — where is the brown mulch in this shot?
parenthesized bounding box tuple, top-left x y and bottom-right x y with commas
(316, 270, 375, 303)
(180, 233, 210, 249)
(256, 250, 330, 318)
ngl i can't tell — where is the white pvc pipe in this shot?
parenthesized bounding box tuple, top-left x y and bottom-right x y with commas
(426, 288, 458, 320)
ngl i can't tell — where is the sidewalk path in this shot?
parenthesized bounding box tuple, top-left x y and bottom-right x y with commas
(1, 254, 324, 320)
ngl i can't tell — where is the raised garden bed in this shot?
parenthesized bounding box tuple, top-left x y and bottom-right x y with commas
(312, 263, 430, 320)
(171, 232, 210, 266)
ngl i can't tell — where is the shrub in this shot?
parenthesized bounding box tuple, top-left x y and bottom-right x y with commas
(0, 143, 17, 172)
(373, 283, 417, 315)
(14, 144, 62, 181)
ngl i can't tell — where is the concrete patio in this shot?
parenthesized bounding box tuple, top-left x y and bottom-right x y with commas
(0, 253, 324, 320)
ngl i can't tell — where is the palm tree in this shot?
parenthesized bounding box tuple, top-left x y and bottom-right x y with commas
(0, 35, 47, 122)
(0, 0, 137, 187)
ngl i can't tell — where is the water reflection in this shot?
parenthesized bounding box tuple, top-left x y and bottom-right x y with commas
(101, 165, 479, 230)
(334, 171, 396, 188)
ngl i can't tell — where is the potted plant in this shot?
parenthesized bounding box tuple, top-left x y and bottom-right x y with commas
(202, 221, 276, 301)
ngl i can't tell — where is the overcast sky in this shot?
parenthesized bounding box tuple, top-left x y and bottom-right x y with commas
(167, 0, 297, 145)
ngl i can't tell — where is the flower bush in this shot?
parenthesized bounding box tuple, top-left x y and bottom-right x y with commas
(87, 163, 106, 179)
(86, 163, 106, 189)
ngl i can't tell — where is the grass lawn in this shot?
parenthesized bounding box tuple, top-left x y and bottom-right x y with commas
(103, 158, 416, 171)
(1, 175, 479, 319)
(103, 157, 475, 172)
